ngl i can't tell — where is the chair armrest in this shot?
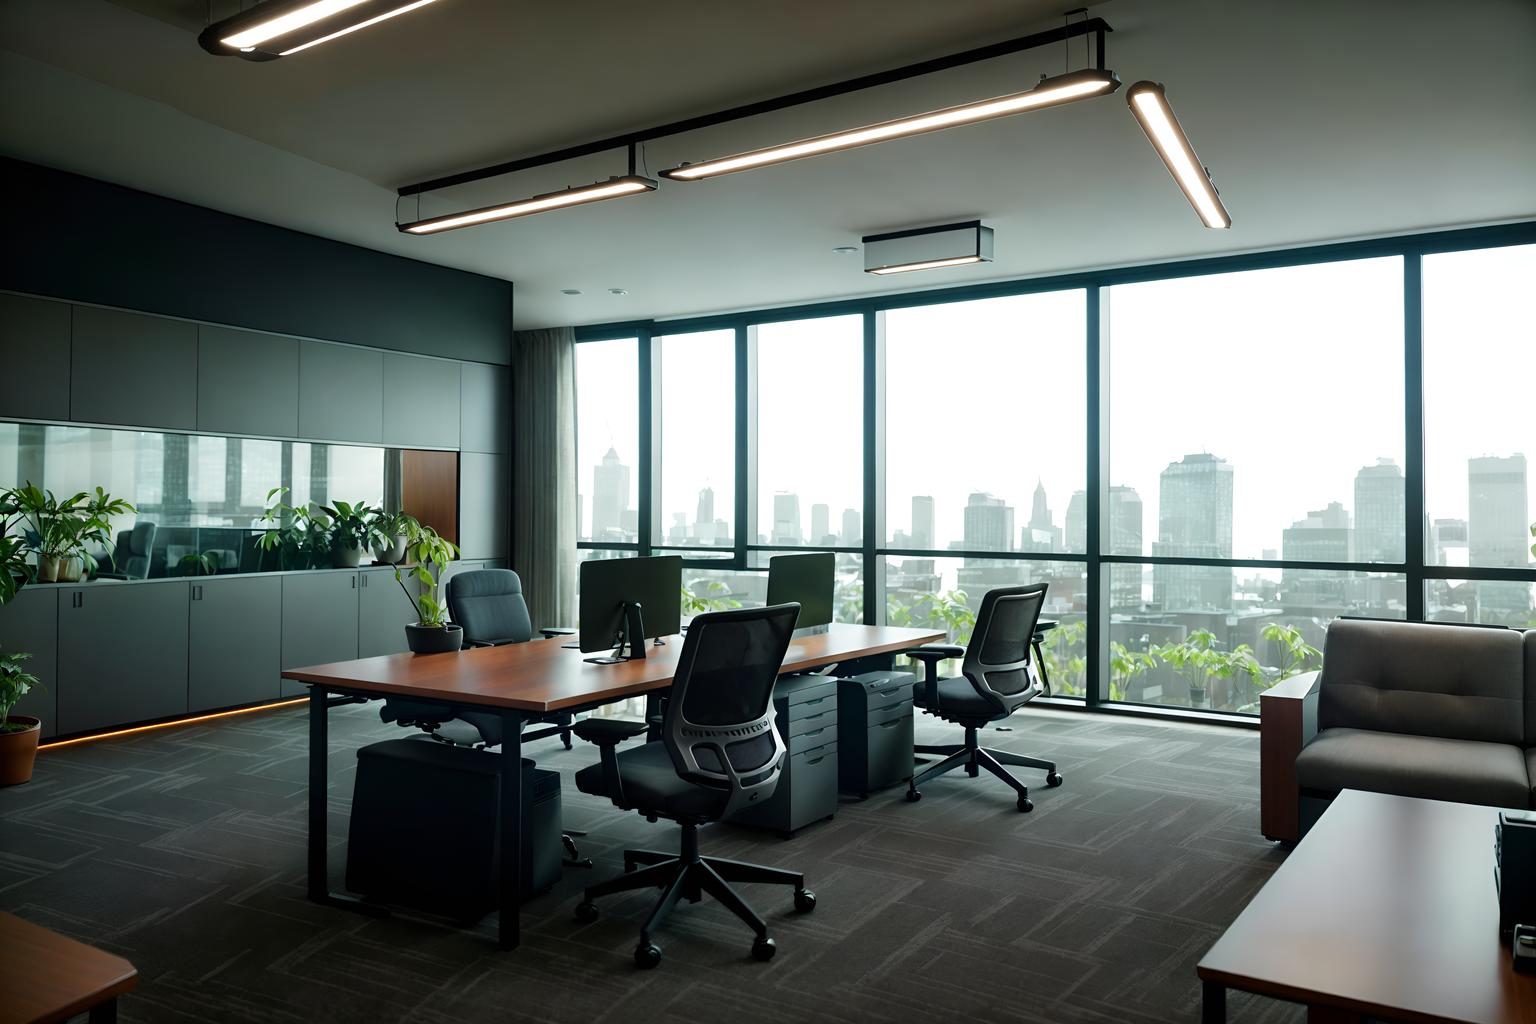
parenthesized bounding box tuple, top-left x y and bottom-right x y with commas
(464, 638, 494, 649)
(1259, 669, 1322, 843)
(539, 627, 576, 638)
(902, 645, 964, 707)
(573, 718, 649, 746)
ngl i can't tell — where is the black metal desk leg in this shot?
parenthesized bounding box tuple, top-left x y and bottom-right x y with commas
(89, 999, 117, 1023)
(1033, 639, 1051, 692)
(308, 685, 328, 902)
(498, 710, 525, 950)
(1201, 979, 1226, 1023)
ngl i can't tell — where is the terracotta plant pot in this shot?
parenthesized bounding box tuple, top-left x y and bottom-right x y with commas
(35, 554, 60, 583)
(0, 716, 41, 786)
(405, 623, 463, 654)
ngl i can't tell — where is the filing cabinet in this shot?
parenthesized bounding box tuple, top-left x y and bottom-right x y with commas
(837, 671, 917, 798)
(728, 673, 839, 837)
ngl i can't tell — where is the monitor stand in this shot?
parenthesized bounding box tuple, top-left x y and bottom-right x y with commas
(585, 601, 648, 665)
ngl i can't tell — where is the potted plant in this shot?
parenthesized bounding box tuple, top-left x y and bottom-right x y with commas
(0, 502, 30, 604)
(256, 488, 333, 570)
(177, 550, 222, 577)
(0, 648, 42, 786)
(1153, 629, 1260, 708)
(64, 487, 137, 581)
(4, 484, 74, 582)
(394, 521, 462, 654)
(368, 509, 418, 565)
(320, 500, 379, 569)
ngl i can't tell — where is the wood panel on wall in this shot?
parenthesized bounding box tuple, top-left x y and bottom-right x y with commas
(402, 449, 459, 547)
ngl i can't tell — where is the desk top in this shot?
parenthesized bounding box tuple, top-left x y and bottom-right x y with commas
(281, 623, 945, 713)
(1197, 789, 1536, 1024)
(0, 912, 138, 1024)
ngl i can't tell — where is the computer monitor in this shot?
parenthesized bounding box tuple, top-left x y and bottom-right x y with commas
(578, 555, 682, 662)
(766, 552, 834, 634)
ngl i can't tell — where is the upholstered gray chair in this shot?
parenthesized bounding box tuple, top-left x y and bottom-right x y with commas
(97, 522, 156, 580)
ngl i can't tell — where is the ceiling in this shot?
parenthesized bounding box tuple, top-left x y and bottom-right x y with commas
(1, 0, 1533, 330)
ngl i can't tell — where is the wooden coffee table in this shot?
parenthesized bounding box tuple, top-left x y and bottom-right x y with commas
(1198, 790, 1536, 1023)
(0, 911, 138, 1023)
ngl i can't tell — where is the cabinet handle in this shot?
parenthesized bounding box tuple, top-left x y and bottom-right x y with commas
(352, 576, 357, 588)
(879, 719, 903, 729)
(801, 727, 826, 739)
(72, 592, 83, 608)
(805, 756, 825, 766)
(801, 697, 825, 707)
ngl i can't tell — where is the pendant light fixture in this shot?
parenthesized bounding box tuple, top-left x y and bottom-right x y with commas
(396, 175, 658, 235)
(660, 68, 1120, 181)
(1126, 81, 1230, 228)
(198, 0, 441, 61)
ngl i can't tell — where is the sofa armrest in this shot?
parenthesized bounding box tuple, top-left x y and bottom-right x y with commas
(1259, 670, 1322, 843)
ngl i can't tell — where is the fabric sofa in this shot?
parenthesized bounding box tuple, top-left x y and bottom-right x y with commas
(1260, 617, 1536, 843)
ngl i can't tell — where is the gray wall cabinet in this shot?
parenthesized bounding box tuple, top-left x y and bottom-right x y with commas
(197, 325, 300, 437)
(298, 341, 383, 444)
(70, 306, 198, 430)
(459, 362, 510, 454)
(358, 567, 419, 658)
(459, 452, 510, 559)
(189, 575, 282, 712)
(280, 572, 359, 696)
(383, 353, 461, 449)
(0, 293, 71, 422)
(0, 587, 58, 738)
(56, 581, 190, 735)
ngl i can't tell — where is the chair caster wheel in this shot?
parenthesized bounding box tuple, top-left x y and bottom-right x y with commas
(574, 901, 598, 923)
(751, 936, 777, 962)
(906, 788, 922, 802)
(634, 942, 662, 969)
(1045, 771, 1063, 788)
(1017, 796, 1034, 813)
(794, 889, 816, 913)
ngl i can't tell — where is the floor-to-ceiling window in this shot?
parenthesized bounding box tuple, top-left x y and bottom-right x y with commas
(573, 225, 1536, 720)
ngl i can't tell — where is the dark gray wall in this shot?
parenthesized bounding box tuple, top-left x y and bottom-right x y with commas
(0, 158, 513, 366)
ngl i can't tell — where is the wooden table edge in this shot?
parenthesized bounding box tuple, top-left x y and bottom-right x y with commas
(1195, 962, 1472, 1024)
(33, 970, 138, 1024)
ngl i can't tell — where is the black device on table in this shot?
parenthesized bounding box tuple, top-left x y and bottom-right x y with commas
(577, 555, 682, 663)
(767, 551, 835, 637)
(1497, 809, 1536, 942)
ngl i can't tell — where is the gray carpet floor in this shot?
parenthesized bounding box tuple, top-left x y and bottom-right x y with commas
(0, 703, 1305, 1023)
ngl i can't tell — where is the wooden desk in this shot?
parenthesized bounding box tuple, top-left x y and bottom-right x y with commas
(1198, 790, 1536, 1023)
(0, 912, 137, 1024)
(283, 623, 943, 950)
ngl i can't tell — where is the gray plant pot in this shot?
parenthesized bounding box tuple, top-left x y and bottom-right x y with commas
(332, 543, 364, 569)
(405, 623, 462, 654)
(372, 536, 407, 565)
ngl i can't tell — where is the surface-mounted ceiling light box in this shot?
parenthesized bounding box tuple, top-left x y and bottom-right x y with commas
(662, 68, 1120, 181)
(862, 222, 994, 275)
(397, 176, 659, 235)
(199, 0, 441, 61)
(1125, 81, 1230, 229)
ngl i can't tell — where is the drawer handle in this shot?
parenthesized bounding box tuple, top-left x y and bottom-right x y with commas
(873, 702, 905, 715)
(879, 719, 903, 729)
(802, 697, 826, 707)
(801, 727, 826, 739)
(805, 756, 825, 766)
(876, 688, 902, 697)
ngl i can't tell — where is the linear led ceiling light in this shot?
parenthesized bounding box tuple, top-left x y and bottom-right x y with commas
(199, 0, 441, 61)
(1126, 81, 1230, 229)
(397, 175, 658, 235)
(862, 221, 994, 275)
(661, 68, 1120, 181)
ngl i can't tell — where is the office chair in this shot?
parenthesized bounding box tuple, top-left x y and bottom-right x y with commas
(571, 602, 816, 969)
(96, 522, 156, 580)
(903, 583, 1063, 812)
(381, 568, 574, 749)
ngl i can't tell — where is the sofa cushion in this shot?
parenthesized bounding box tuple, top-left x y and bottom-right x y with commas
(1317, 619, 1525, 745)
(1526, 630, 1536, 746)
(1528, 747, 1536, 808)
(1296, 727, 1529, 809)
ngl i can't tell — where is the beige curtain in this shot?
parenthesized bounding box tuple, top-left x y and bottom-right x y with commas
(511, 327, 577, 628)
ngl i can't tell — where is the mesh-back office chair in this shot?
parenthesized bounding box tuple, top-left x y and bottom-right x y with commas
(97, 522, 156, 580)
(903, 583, 1063, 812)
(380, 569, 573, 749)
(571, 603, 816, 969)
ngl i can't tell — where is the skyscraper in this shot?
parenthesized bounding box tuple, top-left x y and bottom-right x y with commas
(962, 492, 1014, 553)
(1152, 454, 1233, 610)
(1020, 480, 1061, 552)
(840, 508, 861, 546)
(771, 492, 802, 545)
(1282, 502, 1352, 608)
(1354, 458, 1404, 562)
(911, 495, 935, 550)
(1108, 485, 1144, 554)
(1469, 454, 1529, 566)
(696, 487, 714, 532)
(810, 503, 830, 545)
(590, 447, 629, 540)
(1064, 491, 1086, 553)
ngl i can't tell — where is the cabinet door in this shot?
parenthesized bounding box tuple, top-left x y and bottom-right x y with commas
(298, 341, 382, 443)
(197, 325, 299, 437)
(280, 572, 359, 696)
(458, 451, 509, 559)
(70, 306, 197, 430)
(459, 362, 509, 453)
(0, 294, 71, 422)
(382, 353, 460, 449)
(57, 582, 190, 735)
(357, 568, 420, 658)
(189, 575, 282, 712)
(0, 587, 59, 738)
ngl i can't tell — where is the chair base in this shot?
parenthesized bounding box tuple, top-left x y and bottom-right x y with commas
(908, 726, 1061, 812)
(574, 822, 814, 968)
